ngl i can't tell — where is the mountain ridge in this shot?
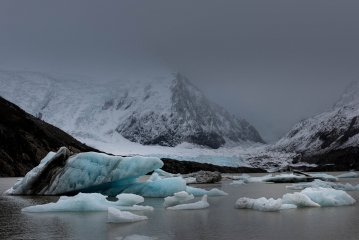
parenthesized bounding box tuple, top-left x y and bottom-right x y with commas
(0, 70, 264, 149)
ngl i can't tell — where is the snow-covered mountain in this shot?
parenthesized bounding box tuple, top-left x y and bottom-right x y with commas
(271, 81, 359, 169)
(0, 70, 264, 149)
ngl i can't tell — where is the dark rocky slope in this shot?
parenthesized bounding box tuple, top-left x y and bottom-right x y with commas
(0, 96, 98, 177)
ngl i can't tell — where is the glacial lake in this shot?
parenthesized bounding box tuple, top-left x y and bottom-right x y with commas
(1, 173, 359, 240)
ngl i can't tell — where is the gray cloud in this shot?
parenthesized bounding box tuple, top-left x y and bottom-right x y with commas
(1, 0, 359, 141)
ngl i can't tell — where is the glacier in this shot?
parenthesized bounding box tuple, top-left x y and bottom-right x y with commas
(21, 193, 153, 212)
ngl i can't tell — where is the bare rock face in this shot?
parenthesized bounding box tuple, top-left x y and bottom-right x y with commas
(185, 170, 222, 184)
(0, 96, 98, 177)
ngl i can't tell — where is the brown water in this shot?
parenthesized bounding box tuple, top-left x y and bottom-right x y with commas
(1, 173, 359, 240)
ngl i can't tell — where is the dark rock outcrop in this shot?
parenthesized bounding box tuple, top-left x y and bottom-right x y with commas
(0, 96, 99, 177)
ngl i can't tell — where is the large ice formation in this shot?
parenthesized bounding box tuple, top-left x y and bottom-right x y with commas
(163, 191, 194, 207)
(337, 172, 358, 178)
(167, 195, 209, 210)
(21, 193, 153, 212)
(6, 147, 164, 196)
(107, 207, 148, 223)
(309, 173, 338, 182)
(235, 197, 282, 211)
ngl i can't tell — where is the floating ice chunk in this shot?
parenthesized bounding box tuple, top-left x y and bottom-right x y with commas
(163, 191, 194, 207)
(282, 192, 320, 207)
(301, 187, 356, 207)
(21, 193, 153, 212)
(119, 234, 156, 240)
(234, 197, 282, 211)
(154, 169, 181, 178)
(309, 173, 337, 182)
(184, 177, 197, 184)
(280, 204, 297, 210)
(230, 180, 246, 185)
(264, 174, 311, 183)
(8, 147, 164, 196)
(337, 172, 358, 178)
(249, 174, 273, 183)
(116, 194, 144, 206)
(107, 207, 148, 223)
(186, 186, 228, 197)
(232, 174, 251, 183)
(147, 173, 162, 182)
(287, 179, 359, 191)
(167, 195, 209, 210)
(122, 177, 186, 198)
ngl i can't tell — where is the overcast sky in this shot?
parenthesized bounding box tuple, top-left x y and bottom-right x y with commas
(1, 1, 359, 142)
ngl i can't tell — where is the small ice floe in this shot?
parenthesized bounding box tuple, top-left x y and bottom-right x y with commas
(337, 172, 358, 178)
(286, 179, 359, 191)
(309, 173, 338, 182)
(21, 193, 153, 212)
(167, 195, 209, 210)
(282, 192, 320, 207)
(234, 197, 282, 212)
(230, 180, 246, 186)
(184, 177, 197, 184)
(107, 207, 147, 223)
(230, 174, 272, 183)
(186, 186, 228, 197)
(163, 191, 194, 207)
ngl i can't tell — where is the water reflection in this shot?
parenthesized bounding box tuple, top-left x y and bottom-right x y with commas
(1, 174, 359, 240)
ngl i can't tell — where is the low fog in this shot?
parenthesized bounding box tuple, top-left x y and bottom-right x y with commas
(1, 0, 359, 141)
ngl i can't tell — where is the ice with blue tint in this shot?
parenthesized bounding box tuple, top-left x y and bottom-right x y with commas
(147, 173, 162, 182)
(235, 197, 282, 211)
(154, 169, 181, 178)
(21, 193, 153, 212)
(121, 177, 187, 198)
(107, 207, 148, 223)
(6, 148, 164, 196)
(337, 172, 358, 178)
(282, 192, 320, 207)
(286, 179, 359, 191)
(301, 187, 356, 207)
(280, 204, 297, 210)
(163, 191, 194, 207)
(231, 174, 272, 183)
(309, 173, 338, 182)
(186, 186, 228, 197)
(167, 195, 209, 210)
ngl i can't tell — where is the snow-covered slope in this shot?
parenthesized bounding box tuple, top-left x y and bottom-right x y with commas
(0, 70, 263, 149)
(271, 81, 359, 167)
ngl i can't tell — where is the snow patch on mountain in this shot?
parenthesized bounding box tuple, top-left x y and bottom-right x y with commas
(0, 70, 263, 149)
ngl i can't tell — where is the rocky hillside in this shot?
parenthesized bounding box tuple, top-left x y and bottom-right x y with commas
(271, 81, 359, 170)
(0, 70, 264, 149)
(0, 96, 98, 177)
